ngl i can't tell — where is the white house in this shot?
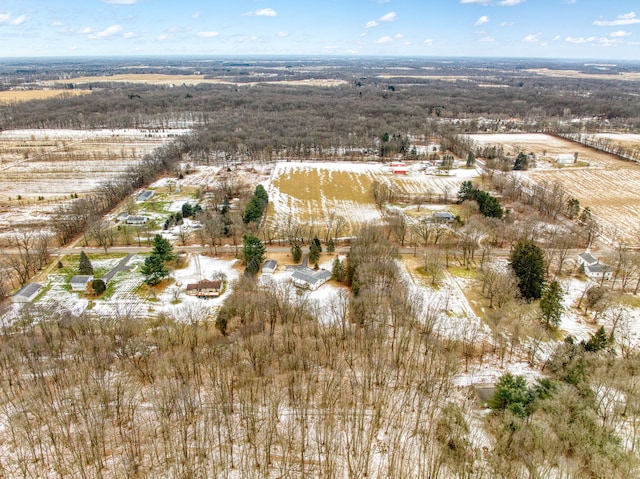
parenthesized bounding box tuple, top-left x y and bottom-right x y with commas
(577, 251, 612, 280)
(291, 268, 332, 291)
(262, 260, 278, 274)
(70, 275, 93, 292)
(11, 283, 43, 303)
(125, 216, 149, 225)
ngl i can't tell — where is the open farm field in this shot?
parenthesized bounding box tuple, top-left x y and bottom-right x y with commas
(267, 162, 478, 238)
(0, 128, 189, 237)
(467, 133, 629, 167)
(528, 167, 640, 244)
(45, 73, 348, 88)
(0, 89, 90, 104)
(593, 133, 640, 151)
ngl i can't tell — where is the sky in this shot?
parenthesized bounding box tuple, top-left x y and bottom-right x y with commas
(0, 0, 639, 60)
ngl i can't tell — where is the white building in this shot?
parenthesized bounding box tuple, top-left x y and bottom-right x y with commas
(11, 283, 43, 303)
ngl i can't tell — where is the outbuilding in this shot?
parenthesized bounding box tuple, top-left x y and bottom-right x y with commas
(556, 153, 578, 165)
(11, 283, 43, 303)
(70, 275, 93, 292)
(262, 259, 278, 274)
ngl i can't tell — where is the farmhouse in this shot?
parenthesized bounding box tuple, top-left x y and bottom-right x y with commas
(70, 275, 93, 292)
(186, 279, 222, 298)
(432, 211, 455, 223)
(262, 260, 278, 274)
(136, 190, 155, 202)
(11, 283, 43, 303)
(116, 213, 130, 222)
(125, 215, 149, 225)
(577, 251, 612, 280)
(556, 153, 578, 164)
(291, 268, 332, 291)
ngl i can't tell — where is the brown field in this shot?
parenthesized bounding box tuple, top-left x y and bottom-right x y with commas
(0, 89, 90, 104)
(266, 162, 479, 239)
(45, 74, 348, 87)
(525, 68, 640, 81)
(594, 133, 640, 151)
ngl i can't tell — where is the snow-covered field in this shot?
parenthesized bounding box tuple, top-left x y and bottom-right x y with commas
(0, 128, 190, 237)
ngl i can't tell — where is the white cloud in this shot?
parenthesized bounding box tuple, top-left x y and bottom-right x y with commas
(103, 0, 137, 4)
(376, 36, 393, 44)
(379, 12, 397, 22)
(192, 12, 201, 19)
(499, 0, 524, 5)
(243, 8, 278, 17)
(51, 21, 64, 27)
(89, 25, 122, 39)
(500, 21, 514, 27)
(78, 26, 93, 34)
(461, 0, 491, 5)
(594, 12, 640, 27)
(522, 32, 540, 42)
(610, 30, 631, 37)
(365, 20, 378, 28)
(158, 34, 171, 41)
(475, 15, 489, 26)
(0, 13, 26, 26)
(424, 38, 433, 45)
(10, 15, 25, 26)
(553, 35, 561, 41)
(395, 33, 404, 39)
(123, 32, 136, 39)
(480, 36, 495, 42)
(565, 36, 596, 43)
(278, 31, 288, 37)
(197, 31, 219, 38)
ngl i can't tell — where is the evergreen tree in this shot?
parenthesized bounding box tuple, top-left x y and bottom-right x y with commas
(78, 250, 94, 275)
(242, 234, 266, 268)
(466, 151, 475, 167)
(540, 280, 564, 328)
(91, 278, 106, 295)
(151, 234, 175, 262)
(510, 239, 545, 300)
(309, 242, 321, 266)
(513, 152, 529, 170)
(141, 254, 169, 285)
(327, 238, 335, 253)
(331, 257, 344, 282)
(583, 326, 609, 352)
(291, 243, 302, 263)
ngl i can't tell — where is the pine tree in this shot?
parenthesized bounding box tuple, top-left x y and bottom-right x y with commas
(78, 250, 94, 275)
(141, 254, 168, 285)
(242, 234, 266, 270)
(291, 244, 302, 263)
(510, 239, 545, 300)
(327, 238, 335, 253)
(540, 280, 564, 328)
(309, 242, 321, 266)
(151, 234, 175, 262)
(331, 257, 344, 282)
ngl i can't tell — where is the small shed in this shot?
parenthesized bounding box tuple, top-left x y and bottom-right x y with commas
(136, 190, 155, 202)
(585, 263, 613, 281)
(291, 268, 332, 291)
(70, 275, 93, 292)
(556, 153, 578, 164)
(186, 279, 223, 298)
(11, 283, 43, 303)
(262, 260, 278, 274)
(577, 251, 598, 268)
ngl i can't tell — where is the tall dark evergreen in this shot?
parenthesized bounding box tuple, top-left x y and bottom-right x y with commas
(540, 280, 564, 328)
(78, 250, 94, 275)
(510, 239, 545, 300)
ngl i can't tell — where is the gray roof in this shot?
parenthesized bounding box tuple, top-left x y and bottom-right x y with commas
(292, 268, 331, 285)
(263, 259, 278, 270)
(579, 252, 598, 265)
(14, 283, 42, 298)
(433, 211, 454, 219)
(70, 275, 93, 284)
(137, 190, 154, 201)
(586, 263, 612, 274)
